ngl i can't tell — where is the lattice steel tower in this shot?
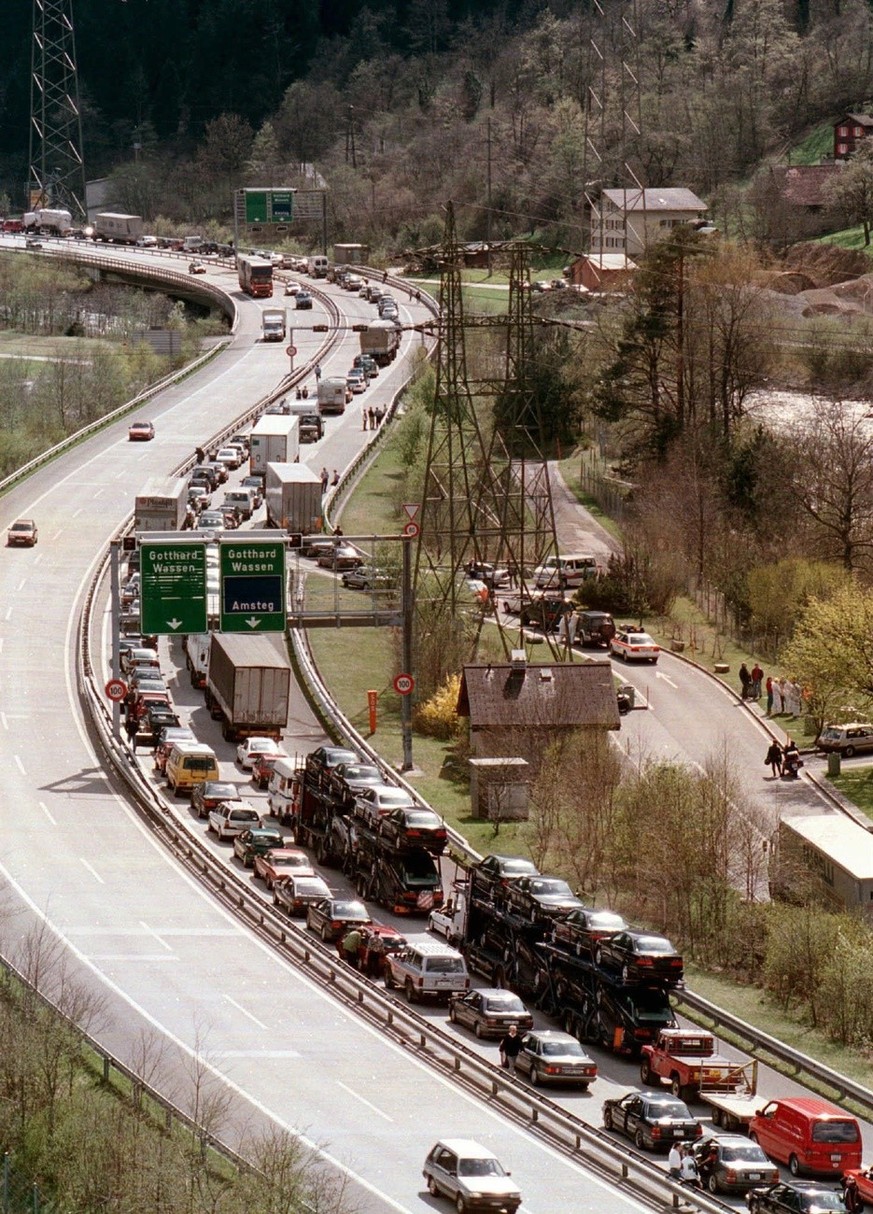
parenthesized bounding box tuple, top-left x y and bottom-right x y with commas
(413, 205, 561, 684)
(29, 0, 87, 218)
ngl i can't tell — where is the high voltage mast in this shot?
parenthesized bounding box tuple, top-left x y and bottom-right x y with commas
(413, 204, 561, 683)
(29, 0, 87, 219)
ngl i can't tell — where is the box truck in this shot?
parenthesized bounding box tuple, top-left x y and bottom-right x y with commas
(23, 208, 72, 236)
(249, 415, 299, 474)
(94, 213, 143, 244)
(265, 463, 323, 532)
(261, 307, 286, 342)
(317, 377, 349, 415)
(134, 477, 188, 531)
(360, 319, 399, 366)
(204, 634, 291, 742)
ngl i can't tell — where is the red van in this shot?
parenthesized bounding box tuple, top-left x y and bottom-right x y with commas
(749, 1097, 861, 1177)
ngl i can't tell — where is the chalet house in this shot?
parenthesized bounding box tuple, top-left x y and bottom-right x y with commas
(834, 113, 873, 160)
(568, 252, 637, 292)
(589, 188, 708, 259)
(456, 653, 620, 775)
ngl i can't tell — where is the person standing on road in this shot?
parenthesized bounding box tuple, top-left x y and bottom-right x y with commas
(765, 676, 774, 716)
(125, 710, 139, 751)
(739, 663, 751, 701)
(679, 1146, 701, 1189)
(320, 467, 329, 493)
(315, 364, 322, 381)
(765, 740, 783, 779)
(498, 1024, 524, 1075)
(667, 1143, 682, 1179)
(341, 928, 363, 969)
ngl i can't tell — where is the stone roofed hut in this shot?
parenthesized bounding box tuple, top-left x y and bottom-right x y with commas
(456, 652, 620, 775)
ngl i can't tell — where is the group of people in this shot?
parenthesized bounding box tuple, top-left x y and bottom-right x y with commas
(739, 664, 805, 717)
(667, 1141, 717, 1189)
(738, 662, 764, 702)
(362, 406, 385, 431)
(765, 737, 803, 779)
(319, 467, 340, 493)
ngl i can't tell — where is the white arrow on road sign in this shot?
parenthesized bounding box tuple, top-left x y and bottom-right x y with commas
(246, 616, 262, 629)
(167, 618, 183, 630)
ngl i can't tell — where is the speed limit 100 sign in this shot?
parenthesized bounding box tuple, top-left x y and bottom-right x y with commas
(393, 673, 415, 696)
(105, 678, 128, 702)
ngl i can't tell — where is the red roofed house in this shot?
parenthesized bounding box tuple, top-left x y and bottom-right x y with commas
(834, 113, 873, 160)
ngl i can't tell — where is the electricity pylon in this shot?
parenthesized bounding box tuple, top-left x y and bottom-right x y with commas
(29, 0, 87, 219)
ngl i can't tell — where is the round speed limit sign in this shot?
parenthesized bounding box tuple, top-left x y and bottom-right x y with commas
(105, 678, 128, 702)
(393, 673, 415, 696)
(286, 345, 297, 357)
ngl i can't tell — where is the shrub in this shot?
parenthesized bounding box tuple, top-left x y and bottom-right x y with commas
(413, 673, 462, 739)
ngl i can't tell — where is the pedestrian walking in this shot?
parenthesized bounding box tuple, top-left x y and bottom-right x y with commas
(765, 740, 783, 779)
(368, 407, 376, 430)
(765, 676, 774, 716)
(195, 446, 205, 464)
(125, 711, 139, 751)
(751, 663, 764, 700)
(739, 663, 751, 701)
(375, 407, 385, 427)
(498, 1024, 524, 1076)
(331, 469, 340, 486)
(315, 364, 322, 381)
(320, 467, 329, 493)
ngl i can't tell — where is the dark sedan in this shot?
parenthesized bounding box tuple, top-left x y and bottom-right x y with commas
(327, 762, 383, 806)
(602, 1092, 701, 1151)
(306, 898, 372, 942)
(505, 875, 584, 921)
(316, 544, 363, 571)
(192, 781, 243, 820)
(474, 855, 540, 901)
(515, 1030, 598, 1089)
(305, 745, 362, 790)
(595, 931, 684, 986)
(448, 989, 533, 1039)
(552, 907, 628, 956)
(692, 1135, 778, 1195)
(378, 806, 448, 855)
(232, 826, 285, 867)
(746, 1182, 848, 1214)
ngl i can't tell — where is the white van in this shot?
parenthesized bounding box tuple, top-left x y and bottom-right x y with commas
(307, 255, 329, 278)
(267, 757, 299, 822)
(532, 553, 598, 589)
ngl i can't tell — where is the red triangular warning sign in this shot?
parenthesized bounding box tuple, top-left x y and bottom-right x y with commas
(402, 503, 420, 520)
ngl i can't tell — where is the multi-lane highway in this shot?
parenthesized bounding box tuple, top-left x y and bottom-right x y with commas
(0, 245, 676, 1213)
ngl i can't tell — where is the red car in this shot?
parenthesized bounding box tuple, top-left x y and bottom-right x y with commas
(251, 752, 286, 791)
(128, 420, 155, 441)
(843, 1166, 873, 1211)
(356, 923, 408, 977)
(253, 847, 314, 890)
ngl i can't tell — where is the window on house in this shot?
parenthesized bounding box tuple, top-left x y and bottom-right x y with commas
(839, 125, 849, 136)
(838, 143, 848, 155)
(855, 126, 865, 136)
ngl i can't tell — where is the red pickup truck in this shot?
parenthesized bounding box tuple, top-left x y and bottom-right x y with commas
(640, 1029, 738, 1102)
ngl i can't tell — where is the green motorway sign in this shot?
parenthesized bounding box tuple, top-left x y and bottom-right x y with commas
(219, 540, 286, 632)
(140, 541, 208, 635)
(244, 190, 269, 222)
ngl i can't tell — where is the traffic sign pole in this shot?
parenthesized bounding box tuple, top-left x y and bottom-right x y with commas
(400, 533, 414, 772)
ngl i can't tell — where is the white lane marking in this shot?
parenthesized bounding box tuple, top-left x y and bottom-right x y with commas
(14, 755, 26, 774)
(223, 994, 269, 1030)
(80, 858, 105, 884)
(17, 580, 26, 592)
(336, 1080, 394, 1122)
(89, 954, 177, 962)
(0, 713, 6, 729)
(34, 553, 43, 565)
(139, 920, 174, 952)
(94, 488, 104, 498)
(214, 1049, 301, 1058)
(71, 508, 82, 518)
(655, 670, 678, 688)
(0, 638, 4, 654)
(4, 606, 11, 620)
(39, 801, 57, 825)
(52, 530, 63, 540)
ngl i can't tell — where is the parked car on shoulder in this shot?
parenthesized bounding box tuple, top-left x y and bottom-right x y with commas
(816, 723, 873, 758)
(515, 1029, 598, 1088)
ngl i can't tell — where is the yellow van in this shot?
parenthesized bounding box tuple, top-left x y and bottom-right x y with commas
(165, 741, 220, 796)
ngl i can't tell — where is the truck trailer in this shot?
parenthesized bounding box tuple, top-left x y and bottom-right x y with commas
(264, 463, 323, 532)
(261, 306, 286, 342)
(204, 633, 291, 742)
(317, 377, 349, 415)
(249, 415, 299, 475)
(237, 254, 273, 298)
(23, 208, 72, 236)
(134, 477, 188, 532)
(94, 212, 143, 243)
(360, 319, 399, 367)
